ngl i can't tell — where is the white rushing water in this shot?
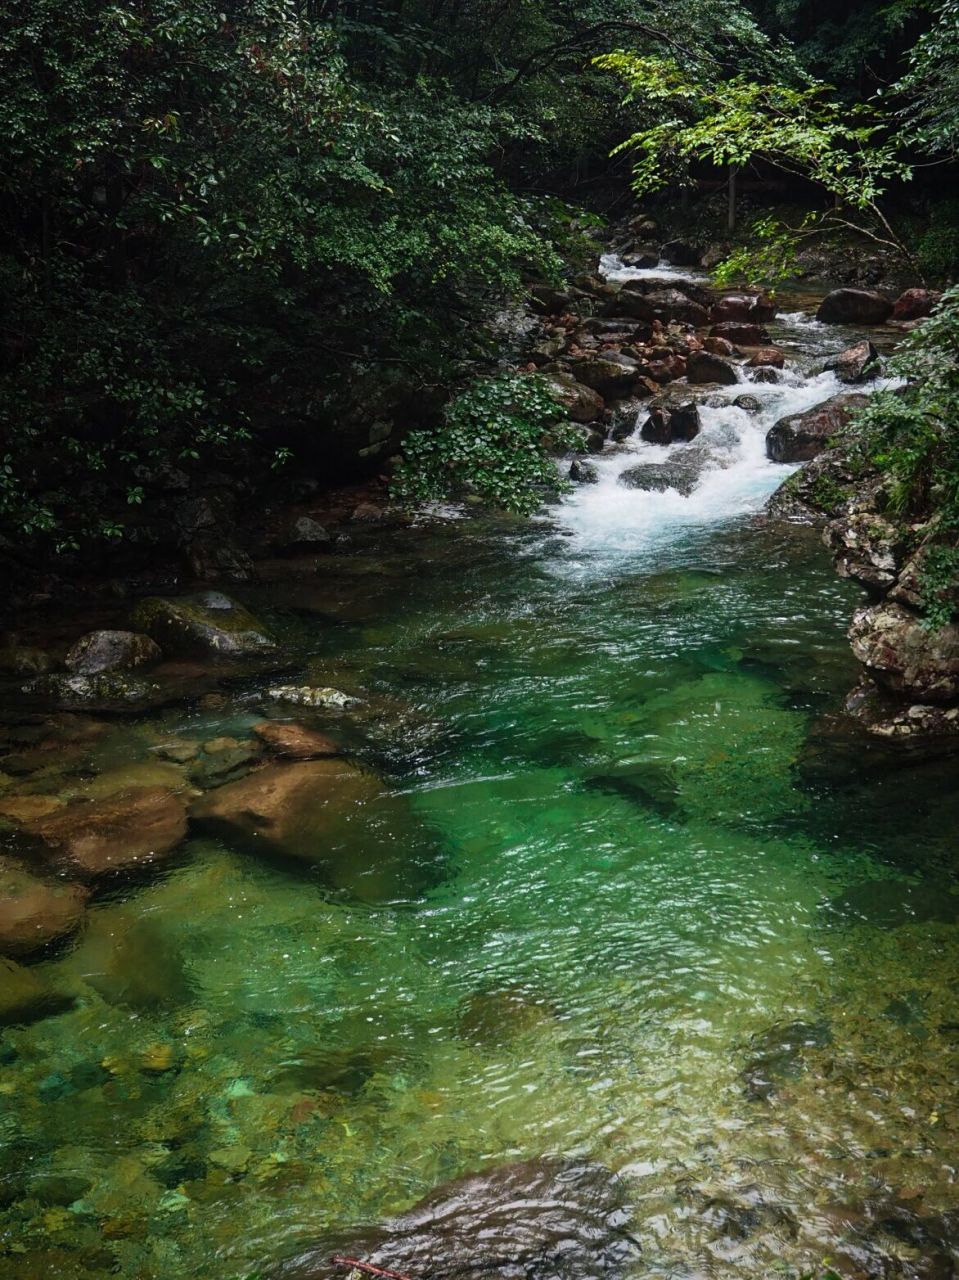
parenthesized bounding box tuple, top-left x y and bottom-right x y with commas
(554, 256, 888, 558)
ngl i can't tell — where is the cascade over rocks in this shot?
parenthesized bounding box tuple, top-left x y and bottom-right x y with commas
(639, 403, 701, 445)
(277, 1159, 637, 1280)
(816, 288, 893, 325)
(823, 340, 881, 384)
(765, 393, 869, 463)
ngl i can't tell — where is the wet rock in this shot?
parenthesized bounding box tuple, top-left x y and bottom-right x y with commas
(765, 443, 875, 520)
(572, 357, 639, 398)
(849, 602, 959, 701)
(457, 988, 554, 1047)
(734, 394, 762, 413)
(816, 287, 893, 325)
(130, 591, 276, 658)
(749, 366, 780, 384)
(24, 671, 168, 712)
(619, 458, 700, 497)
(709, 321, 771, 346)
(0, 957, 72, 1027)
(27, 786, 188, 879)
(889, 540, 959, 616)
(687, 350, 739, 385)
(639, 403, 701, 445)
(273, 1042, 412, 1097)
(64, 630, 161, 675)
(824, 512, 906, 589)
(266, 685, 358, 709)
(891, 287, 941, 322)
(765, 393, 869, 463)
(703, 335, 735, 357)
(742, 1020, 832, 1100)
(660, 238, 701, 266)
(747, 346, 785, 369)
(569, 459, 600, 484)
(710, 292, 778, 324)
(190, 761, 442, 902)
(0, 857, 88, 957)
(827, 877, 959, 928)
(87, 915, 196, 1011)
(823, 339, 881, 384)
(272, 516, 331, 555)
(843, 680, 959, 754)
(252, 721, 343, 760)
(542, 372, 606, 424)
(527, 283, 574, 315)
(0, 645, 55, 676)
(278, 1159, 637, 1280)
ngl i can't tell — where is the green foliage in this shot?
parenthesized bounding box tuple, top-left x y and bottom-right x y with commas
(916, 199, 959, 278)
(855, 286, 959, 625)
(391, 374, 582, 515)
(895, 0, 959, 158)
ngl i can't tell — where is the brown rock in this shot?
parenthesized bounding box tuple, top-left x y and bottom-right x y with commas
(891, 287, 941, 322)
(0, 858, 88, 957)
(542, 373, 605, 424)
(709, 321, 770, 346)
(253, 721, 343, 760)
(816, 288, 893, 325)
(710, 291, 777, 324)
(849, 603, 959, 702)
(823, 339, 881, 384)
(190, 761, 442, 902)
(765, 393, 869, 463)
(748, 347, 785, 369)
(686, 350, 739, 385)
(0, 795, 63, 822)
(28, 787, 188, 879)
(703, 336, 735, 357)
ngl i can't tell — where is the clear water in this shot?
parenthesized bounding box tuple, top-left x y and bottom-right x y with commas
(3, 289, 959, 1280)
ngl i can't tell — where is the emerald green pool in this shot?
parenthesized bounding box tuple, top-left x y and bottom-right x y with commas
(4, 505, 959, 1279)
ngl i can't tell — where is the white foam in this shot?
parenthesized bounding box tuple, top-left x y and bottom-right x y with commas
(599, 252, 709, 285)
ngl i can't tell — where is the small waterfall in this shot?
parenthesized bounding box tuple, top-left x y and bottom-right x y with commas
(555, 255, 892, 557)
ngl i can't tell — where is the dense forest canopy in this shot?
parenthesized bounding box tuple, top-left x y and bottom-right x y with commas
(0, 0, 956, 560)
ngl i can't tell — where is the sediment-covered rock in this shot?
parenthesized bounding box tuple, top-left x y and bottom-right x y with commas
(765, 393, 869, 463)
(816, 288, 893, 325)
(130, 592, 276, 658)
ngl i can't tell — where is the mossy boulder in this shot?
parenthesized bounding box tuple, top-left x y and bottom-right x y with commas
(130, 591, 276, 658)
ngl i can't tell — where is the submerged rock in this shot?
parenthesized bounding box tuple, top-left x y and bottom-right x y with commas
(130, 591, 276, 658)
(827, 878, 959, 929)
(816, 287, 893, 325)
(27, 787, 188, 879)
(457, 988, 554, 1047)
(0, 858, 88, 957)
(742, 1019, 832, 1101)
(252, 721, 343, 760)
(277, 1159, 637, 1280)
(765, 393, 869, 463)
(0, 957, 72, 1027)
(64, 630, 161, 675)
(849, 602, 959, 701)
(190, 761, 442, 902)
(24, 670, 167, 712)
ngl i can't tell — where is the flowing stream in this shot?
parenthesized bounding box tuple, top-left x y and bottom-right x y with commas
(2, 268, 959, 1280)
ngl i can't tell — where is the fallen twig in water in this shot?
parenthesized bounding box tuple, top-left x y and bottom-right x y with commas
(330, 1256, 413, 1280)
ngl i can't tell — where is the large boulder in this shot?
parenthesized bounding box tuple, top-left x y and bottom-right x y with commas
(816, 288, 893, 325)
(0, 858, 88, 957)
(542, 372, 605, 424)
(891, 288, 941, 322)
(619, 456, 703, 497)
(823, 340, 881, 384)
(276, 1159, 636, 1280)
(639, 403, 701, 445)
(765, 393, 869, 463)
(64, 630, 161, 675)
(27, 787, 188, 879)
(190, 760, 442, 902)
(572, 357, 638, 398)
(130, 591, 276, 658)
(849, 603, 959, 701)
(710, 292, 777, 324)
(615, 288, 708, 327)
(0, 957, 71, 1027)
(686, 351, 739, 386)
